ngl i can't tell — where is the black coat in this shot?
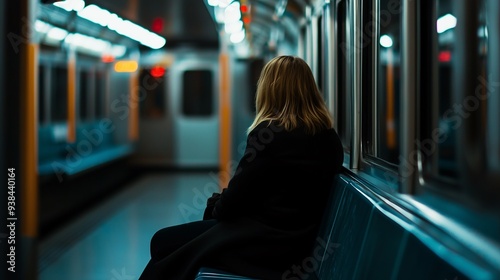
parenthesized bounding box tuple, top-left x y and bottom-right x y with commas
(154, 121, 344, 280)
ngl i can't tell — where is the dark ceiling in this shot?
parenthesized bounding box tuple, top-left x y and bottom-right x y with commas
(40, 0, 311, 52)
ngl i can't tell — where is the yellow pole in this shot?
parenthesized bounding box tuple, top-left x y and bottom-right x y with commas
(67, 50, 76, 142)
(129, 70, 139, 140)
(385, 49, 396, 149)
(219, 53, 232, 189)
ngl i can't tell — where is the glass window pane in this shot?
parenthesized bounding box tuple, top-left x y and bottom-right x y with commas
(38, 65, 46, 124)
(376, 0, 401, 164)
(317, 14, 324, 95)
(435, 0, 457, 177)
(139, 68, 167, 119)
(79, 70, 89, 121)
(51, 65, 67, 122)
(337, 0, 351, 149)
(95, 70, 105, 118)
(182, 70, 213, 116)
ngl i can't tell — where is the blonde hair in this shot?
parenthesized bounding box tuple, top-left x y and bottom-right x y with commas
(248, 55, 333, 134)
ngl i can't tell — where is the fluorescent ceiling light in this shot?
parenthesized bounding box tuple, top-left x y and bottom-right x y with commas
(230, 30, 245, 44)
(225, 20, 243, 34)
(54, 0, 166, 49)
(437, 14, 457, 34)
(380, 34, 393, 48)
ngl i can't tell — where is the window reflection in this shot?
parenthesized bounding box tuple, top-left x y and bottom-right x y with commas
(182, 70, 213, 117)
(376, 0, 401, 165)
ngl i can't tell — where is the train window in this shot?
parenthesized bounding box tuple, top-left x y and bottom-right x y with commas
(422, 0, 498, 180)
(374, 0, 402, 165)
(51, 65, 68, 122)
(95, 70, 105, 118)
(361, 0, 374, 156)
(300, 26, 307, 59)
(139, 68, 167, 118)
(38, 65, 47, 124)
(79, 70, 90, 121)
(248, 59, 263, 113)
(337, 0, 351, 149)
(317, 14, 324, 95)
(182, 70, 213, 116)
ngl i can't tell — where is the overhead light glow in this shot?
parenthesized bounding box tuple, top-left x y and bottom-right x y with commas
(224, 2, 241, 23)
(224, 20, 243, 34)
(114, 61, 138, 73)
(230, 29, 245, 44)
(380, 34, 393, 48)
(207, 0, 218, 7)
(54, 0, 85, 12)
(78, 4, 111, 27)
(47, 27, 69, 41)
(36, 20, 126, 58)
(35, 20, 52, 33)
(437, 14, 457, 34)
(214, 6, 225, 23)
(218, 0, 231, 8)
(73, 3, 165, 49)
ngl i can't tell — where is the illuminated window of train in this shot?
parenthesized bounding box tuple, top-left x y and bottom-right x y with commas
(139, 68, 166, 119)
(51, 65, 68, 122)
(432, 0, 456, 178)
(375, 0, 401, 165)
(95, 70, 105, 118)
(182, 70, 213, 116)
(361, 0, 375, 156)
(317, 14, 324, 95)
(79, 70, 90, 121)
(336, 0, 351, 149)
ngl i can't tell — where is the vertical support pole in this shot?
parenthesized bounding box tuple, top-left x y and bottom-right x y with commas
(67, 49, 76, 143)
(453, 0, 480, 192)
(219, 32, 232, 189)
(325, 2, 337, 120)
(400, 0, 417, 193)
(2, 0, 41, 278)
(350, 0, 361, 169)
(129, 68, 139, 141)
(371, 0, 380, 156)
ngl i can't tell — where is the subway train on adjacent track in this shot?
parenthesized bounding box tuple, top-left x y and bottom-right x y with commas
(1, 0, 499, 279)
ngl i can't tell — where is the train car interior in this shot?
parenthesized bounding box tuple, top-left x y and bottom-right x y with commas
(0, 0, 499, 279)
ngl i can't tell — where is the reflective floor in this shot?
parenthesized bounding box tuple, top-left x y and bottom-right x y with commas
(38, 172, 220, 280)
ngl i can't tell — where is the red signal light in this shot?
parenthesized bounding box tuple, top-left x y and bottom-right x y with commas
(150, 66, 165, 78)
(240, 5, 248, 13)
(152, 17, 164, 33)
(101, 54, 115, 63)
(438, 50, 451, 62)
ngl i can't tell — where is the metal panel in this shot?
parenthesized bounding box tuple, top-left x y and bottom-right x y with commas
(400, 0, 417, 193)
(350, 0, 361, 169)
(171, 53, 220, 167)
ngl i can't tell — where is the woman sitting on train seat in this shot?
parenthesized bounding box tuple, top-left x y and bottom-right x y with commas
(138, 55, 344, 280)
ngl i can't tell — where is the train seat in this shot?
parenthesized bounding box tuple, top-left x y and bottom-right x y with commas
(195, 267, 256, 280)
(38, 121, 133, 177)
(197, 173, 472, 279)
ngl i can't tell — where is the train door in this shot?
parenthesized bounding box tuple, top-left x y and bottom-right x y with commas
(136, 59, 174, 166)
(170, 54, 219, 168)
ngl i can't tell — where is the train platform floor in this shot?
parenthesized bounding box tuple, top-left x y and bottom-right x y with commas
(38, 171, 219, 280)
